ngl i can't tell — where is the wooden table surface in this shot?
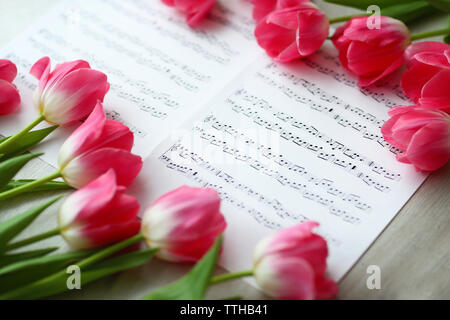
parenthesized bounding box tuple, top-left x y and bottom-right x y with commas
(0, 0, 449, 299)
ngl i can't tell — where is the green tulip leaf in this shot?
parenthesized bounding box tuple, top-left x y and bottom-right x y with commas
(0, 247, 58, 268)
(381, 1, 438, 23)
(325, 0, 437, 24)
(0, 248, 156, 299)
(0, 249, 93, 294)
(0, 126, 57, 161)
(425, 0, 450, 12)
(80, 248, 158, 284)
(324, 0, 417, 9)
(0, 153, 42, 191)
(0, 196, 61, 252)
(445, 15, 450, 43)
(143, 236, 222, 300)
(0, 179, 71, 194)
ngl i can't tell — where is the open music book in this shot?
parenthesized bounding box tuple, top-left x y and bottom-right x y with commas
(0, 0, 427, 282)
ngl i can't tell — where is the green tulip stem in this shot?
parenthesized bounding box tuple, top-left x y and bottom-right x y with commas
(411, 28, 450, 41)
(0, 114, 46, 154)
(210, 270, 254, 285)
(0, 170, 62, 201)
(77, 233, 146, 268)
(329, 13, 370, 24)
(5, 227, 61, 251)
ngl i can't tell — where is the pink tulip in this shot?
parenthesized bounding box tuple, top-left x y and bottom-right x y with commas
(58, 102, 142, 188)
(0, 59, 20, 115)
(58, 169, 141, 249)
(141, 186, 227, 262)
(161, 0, 216, 27)
(381, 105, 450, 172)
(401, 41, 450, 112)
(332, 16, 410, 87)
(253, 221, 338, 300)
(30, 57, 110, 126)
(254, 3, 329, 63)
(250, 0, 310, 21)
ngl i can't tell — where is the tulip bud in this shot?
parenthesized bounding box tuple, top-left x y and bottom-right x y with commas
(58, 169, 141, 249)
(381, 105, 450, 171)
(254, 3, 329, 62)
(253, 221, 338, 300)
(30, 57, 110, 126)
(58, 102, 142, 188)
(141, 186, 227, 262)
(332, 16, 410, 87)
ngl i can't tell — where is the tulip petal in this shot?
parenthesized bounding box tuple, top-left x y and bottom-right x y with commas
(164, 209, 226, 262)
(59, 225, 92, 249)
(30, 56, 51, 94)
(251, 0, 277, 21)
(41, 68, 109, 125)
(315, 276, 339, 300)
(61, 148, 143, 188)
(261, 222, 328, 276)
(185, 0, 215, 26)
(358, 55, 404, 87)
(0, 79, 21, 115)
(381, 114, 407, 150)
(346, 40, 404, 76)
(296, 8, 329, 57)
(257, 256, 316, 300)
(267, 7, 301, 30)
(30, 57, 50, 81)
(255, 18, 298, 61)
(58, 102, 134, 167)
(401, 62, 441, 103)
(166, 0, 216, 27)
(58, 102, 106, 167)
(79, 219, 141, 249)
(58, 169, 117, 228)
(97, 120, 134, 151)
(0, 59, 17, 83)
(388, 108, 447, 149)
(400, 123, 450, 171)
(413, 52, 450, 69)
(419, 70, 450, 112)
(45, 60, 91, 92)
(277, 42, 301, 62)
(343, 17, 409, 46)
(405, 41, 450, 66)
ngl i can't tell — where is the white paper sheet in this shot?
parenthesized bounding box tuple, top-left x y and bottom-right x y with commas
(0, 0, 427, 282)
(0, 0, 259, 164)
(133, 49, 428, 280)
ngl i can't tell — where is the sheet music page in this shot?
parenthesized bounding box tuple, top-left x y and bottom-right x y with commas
(0, 0, 429, 282)
(134, 42, 428, 281)
(0, 0, 259, 164)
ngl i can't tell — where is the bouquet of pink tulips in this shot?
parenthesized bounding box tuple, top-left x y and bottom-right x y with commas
(1, 0, 449, 300)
